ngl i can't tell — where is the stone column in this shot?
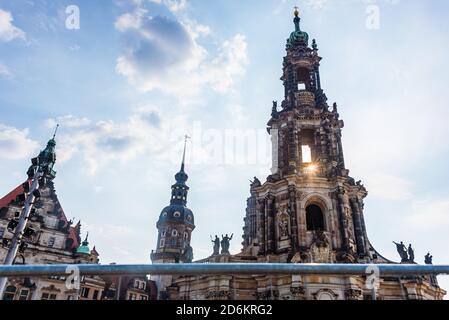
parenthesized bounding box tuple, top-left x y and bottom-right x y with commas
(297, 198, 307, 248)
(336, 187, 349, 251)
(288, 186, 299, 253)
(257, 199, 266, 255)
(350, 198, 366, 256)
(266, 195, 275, 253)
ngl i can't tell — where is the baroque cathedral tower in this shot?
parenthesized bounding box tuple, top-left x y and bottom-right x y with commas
(153, 10, 445, 300)
(241, 8, 369, 264)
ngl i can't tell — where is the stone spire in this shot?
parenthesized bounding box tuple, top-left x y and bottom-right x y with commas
(171, 135, 190, 205)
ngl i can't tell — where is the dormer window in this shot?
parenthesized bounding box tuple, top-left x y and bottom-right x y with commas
(174, 211, 181, 218)
(172, 229, 178, 237)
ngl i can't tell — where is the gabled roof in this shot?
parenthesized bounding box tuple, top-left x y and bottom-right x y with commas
(0, 181, 28, 209)
(0, 180, 81, 250)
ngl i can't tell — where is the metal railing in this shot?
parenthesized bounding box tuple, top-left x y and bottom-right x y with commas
(1, 263, 449, 277)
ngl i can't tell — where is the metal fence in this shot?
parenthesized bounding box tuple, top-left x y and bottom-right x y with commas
(1, 263, 449, 277)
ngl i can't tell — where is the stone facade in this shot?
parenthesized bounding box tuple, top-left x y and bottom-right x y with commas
(156, 11, 446, 301)
(0, 139, 156, 300)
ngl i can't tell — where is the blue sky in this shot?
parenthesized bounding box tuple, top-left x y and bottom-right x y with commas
(1, 0, 449, 292)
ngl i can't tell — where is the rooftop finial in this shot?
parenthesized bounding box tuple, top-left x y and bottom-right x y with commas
(294, 6, 299, 17)
(52, 124, 59, 140)
(293, 6, 300, 32)
(181, 135, 190, 172)
(83, 232, 89, 245)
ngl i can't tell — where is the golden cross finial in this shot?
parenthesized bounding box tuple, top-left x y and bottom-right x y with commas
(294, 6, 299, 17)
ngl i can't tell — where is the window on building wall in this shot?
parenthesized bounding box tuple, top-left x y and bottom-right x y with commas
(3, 285, 17, 300)
(41, 293, 57, 300)
(306, 204, 325, 231)
(93, 290, 99, 300)
(161, 229, 166, 237)
(141, 295, 148, 300)
(301, 145, 312, 163)
(0, 227, 5, 238)
(160, 239, 165, 247)
(48, 237, 55, 248)
(128, 293, 136, 300)
(18, 289, 29, 300)
(172, 229, 178, 237)
(81, 287, 90, 298)
(297, 83, 306, 90)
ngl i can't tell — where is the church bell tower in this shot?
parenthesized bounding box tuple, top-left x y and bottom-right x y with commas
(242, 8, 371, 264)
(150, 137, 195, 298)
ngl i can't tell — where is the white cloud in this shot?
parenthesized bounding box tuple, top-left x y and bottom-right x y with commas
(46, 115, 92, 128)
(407, 198, 449, 230)
(149, 0, 188, 13)
(47, 108, 190, 175)
(115, 10, 248, 98)
(0, 9, 25, 42)
(0, 124, 39, 160)
(364, 173, 414, 201)
(0, 63, 11, 77)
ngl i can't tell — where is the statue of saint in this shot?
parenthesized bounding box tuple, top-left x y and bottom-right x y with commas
(211, 235, 220, 256)
(408, 244, 415, 263)
(184, 244, 193, 263)
(393, 241, 408, 262)
(425, 252, 433, 265)
(278, 219, 288, 238)
(221, 233, 233, 255)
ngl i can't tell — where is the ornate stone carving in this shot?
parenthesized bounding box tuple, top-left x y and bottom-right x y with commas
(290, 286, 306, 299)
(345, 288, 362, 300)
(256, 289, 279, 300)
(312, 288, 339, 300)
(205, 290, 231, 300)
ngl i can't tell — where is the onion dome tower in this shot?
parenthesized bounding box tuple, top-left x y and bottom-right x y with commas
(151, 137, 195, 265)
(150, 137, 195, 299)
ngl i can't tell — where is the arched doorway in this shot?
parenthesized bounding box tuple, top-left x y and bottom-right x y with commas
(306, 204, 325, 231)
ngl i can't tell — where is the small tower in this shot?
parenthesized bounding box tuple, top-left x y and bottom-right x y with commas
(150, 137, 195, 298)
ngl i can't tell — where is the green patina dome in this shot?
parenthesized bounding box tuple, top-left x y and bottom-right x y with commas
(76, 233, 90, 254)
(286, 10, 309, 48)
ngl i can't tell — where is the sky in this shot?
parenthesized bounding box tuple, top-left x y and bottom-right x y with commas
(1, 0, 449, 294)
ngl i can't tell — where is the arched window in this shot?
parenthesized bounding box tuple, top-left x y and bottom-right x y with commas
(306, 204, 325, 231)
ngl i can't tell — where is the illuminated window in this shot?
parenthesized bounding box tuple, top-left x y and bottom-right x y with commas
(301, 145, 312, 163)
